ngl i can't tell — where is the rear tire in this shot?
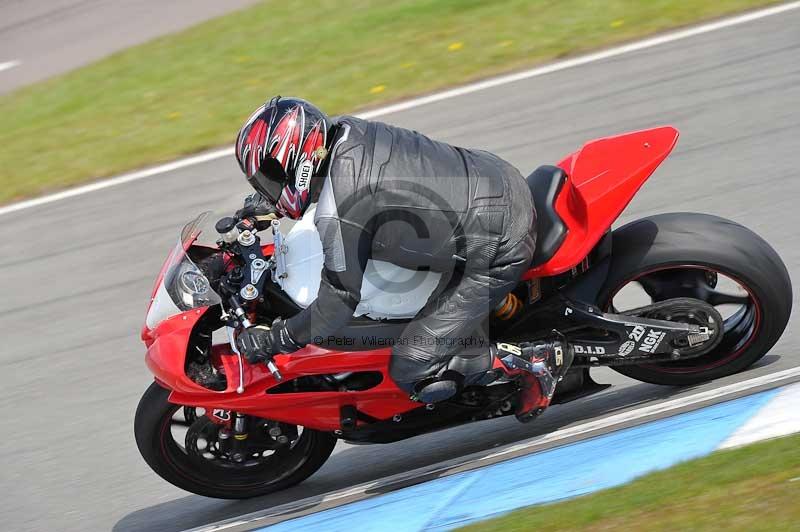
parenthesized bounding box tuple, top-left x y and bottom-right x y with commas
(600, 213, 792, 385)
(134, 382, 336, 499)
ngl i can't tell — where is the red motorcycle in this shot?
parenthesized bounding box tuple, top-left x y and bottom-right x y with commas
(135, 127, 792, 499)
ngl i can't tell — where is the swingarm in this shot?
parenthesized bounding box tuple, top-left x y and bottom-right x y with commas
(555, 297, 724, 367)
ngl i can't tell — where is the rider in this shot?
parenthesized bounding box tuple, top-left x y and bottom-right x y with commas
(233, 96, 574, 422)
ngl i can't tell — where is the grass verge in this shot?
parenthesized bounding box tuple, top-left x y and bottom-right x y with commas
(461, 433, 800, 531)
(0, 0, 779, 204)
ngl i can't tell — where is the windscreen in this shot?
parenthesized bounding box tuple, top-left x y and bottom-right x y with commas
(145, 213, 222, 329)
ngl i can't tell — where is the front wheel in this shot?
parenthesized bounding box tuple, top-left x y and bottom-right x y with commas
(134, 383, 336, 499)
(600, 213, 792, 386)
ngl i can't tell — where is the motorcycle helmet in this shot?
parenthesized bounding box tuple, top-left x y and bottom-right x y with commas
(235, 96, 332, 219)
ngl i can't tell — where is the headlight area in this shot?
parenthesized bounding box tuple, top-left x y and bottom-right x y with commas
(145, 244, 223, 330)
(167, 259, 219, 310)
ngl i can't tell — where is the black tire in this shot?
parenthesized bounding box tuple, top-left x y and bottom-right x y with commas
(134, 382, 337, 499)
(599, 213, 792, 386)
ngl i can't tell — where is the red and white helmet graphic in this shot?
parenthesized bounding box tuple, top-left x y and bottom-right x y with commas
(235, 96, 330, 219)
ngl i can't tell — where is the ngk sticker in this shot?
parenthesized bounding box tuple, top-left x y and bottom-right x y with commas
(639, 330, 666, 353)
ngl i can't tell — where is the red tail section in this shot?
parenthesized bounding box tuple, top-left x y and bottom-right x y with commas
(524, 126, 679, 278)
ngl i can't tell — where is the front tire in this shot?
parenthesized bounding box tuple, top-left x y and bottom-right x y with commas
(134, 382, 336, 499)
(600, 213, 792, 385)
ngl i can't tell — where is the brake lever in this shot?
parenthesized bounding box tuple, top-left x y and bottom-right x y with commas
(221, 297, 251, 394)
(228, 299, 283, 383)
(225, 326, 246, 394)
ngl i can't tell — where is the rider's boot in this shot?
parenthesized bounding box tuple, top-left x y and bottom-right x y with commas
(496, 334, 575, 423)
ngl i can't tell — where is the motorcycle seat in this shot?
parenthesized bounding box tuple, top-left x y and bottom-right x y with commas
(527, 165, 568, 268)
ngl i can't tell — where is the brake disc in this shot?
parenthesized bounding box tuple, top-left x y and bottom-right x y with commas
(185, 415, 294, 468)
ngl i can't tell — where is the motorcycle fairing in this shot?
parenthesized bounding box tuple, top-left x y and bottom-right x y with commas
(524, 126, 679, 278)
(146, 307, 420, 431)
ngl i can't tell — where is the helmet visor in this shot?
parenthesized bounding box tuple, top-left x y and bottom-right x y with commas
(248, 157, 287, 204)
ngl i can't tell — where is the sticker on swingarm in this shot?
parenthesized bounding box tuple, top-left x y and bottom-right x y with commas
(625, 325, 667, 354)
(618, 340, 636, 357)
(639, 330, 666, 353)
(574, 345, 606, 356)
(627, 325, 646, 342)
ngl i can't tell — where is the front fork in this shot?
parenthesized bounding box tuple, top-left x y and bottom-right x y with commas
(215, 411, 296, 461)
(216, 412, 250, 463)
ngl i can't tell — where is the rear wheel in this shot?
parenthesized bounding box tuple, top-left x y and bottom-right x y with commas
(134, 382, 336, 499)
(600, 213, 792, 385)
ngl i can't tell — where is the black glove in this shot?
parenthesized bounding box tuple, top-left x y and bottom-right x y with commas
(236, 325, 275, 364)
(236, 320, 302, 364)
(236, 193, 277, 230)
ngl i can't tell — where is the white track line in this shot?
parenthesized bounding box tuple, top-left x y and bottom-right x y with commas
(2, 1, 800, 219)
(358, 1, 800, 119)
(0, 60, 21, 73)
(0, 147, 235, 216)
(189, 366, 800, 532)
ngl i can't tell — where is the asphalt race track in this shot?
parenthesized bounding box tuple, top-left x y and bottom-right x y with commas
(0, 0, 260, 94)
(0, 8, 798, 532)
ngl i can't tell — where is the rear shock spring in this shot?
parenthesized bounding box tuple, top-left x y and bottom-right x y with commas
(494, 292, 522, 320)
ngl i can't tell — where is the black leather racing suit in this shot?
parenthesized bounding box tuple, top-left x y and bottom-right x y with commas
(285, 116, 537, 390)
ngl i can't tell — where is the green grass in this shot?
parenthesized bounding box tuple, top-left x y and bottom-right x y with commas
(461, 433, 800, 532)
(0, 0, 779, 204)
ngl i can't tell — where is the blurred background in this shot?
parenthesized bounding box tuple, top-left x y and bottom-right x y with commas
(0, 1, 797, 531)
